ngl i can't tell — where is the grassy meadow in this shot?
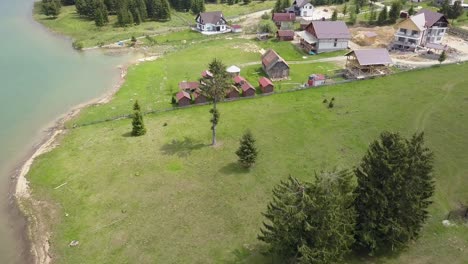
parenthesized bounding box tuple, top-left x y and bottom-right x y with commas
(26, 61, 468, 263)
(33, 1, 274, 47)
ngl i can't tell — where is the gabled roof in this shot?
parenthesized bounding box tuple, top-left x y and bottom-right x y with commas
(259, 77, 273, 88)
(176, 91, 191, 101)
(277, 30, 295, 37)
(293, 0, 310, 8)
(345, 49, 393, 66)
(241, 81, 255, 92)
(201, 70, 213, 78)
(272, 13, 296, 22)
(309, 21, 351, 39)
(193, 91, 205, 99)
(233, 75, 246, 84)
(262, 49, 289, 71)
(309, 74, 325, 80)
(416, 9, 447, 27)
(179, 81, 199, 90)
(196, 11, 226, 25)
(409, 13, 426, 31)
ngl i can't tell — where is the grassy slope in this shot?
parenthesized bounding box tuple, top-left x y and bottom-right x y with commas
(33, 1, 274, 47)
(28, 62, 468, 263)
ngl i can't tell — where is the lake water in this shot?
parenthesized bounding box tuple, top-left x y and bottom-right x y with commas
(0, 1, 140, 263)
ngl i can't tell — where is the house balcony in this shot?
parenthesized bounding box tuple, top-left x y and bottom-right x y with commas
(394, 32, 421, 39)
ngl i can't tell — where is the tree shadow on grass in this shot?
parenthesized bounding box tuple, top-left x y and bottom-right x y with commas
(160, 137, 206, 157)
(122, 132, 133, 137)
(219, 162, 250, 175)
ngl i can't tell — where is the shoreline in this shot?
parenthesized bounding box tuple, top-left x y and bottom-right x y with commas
(12, 61, 132, 264)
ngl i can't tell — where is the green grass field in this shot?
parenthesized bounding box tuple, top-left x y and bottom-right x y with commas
(33, 1, 274, 47)
(26, 61, 468, 263)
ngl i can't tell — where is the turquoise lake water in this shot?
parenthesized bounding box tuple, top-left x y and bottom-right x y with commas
(0, 1, 139, 262)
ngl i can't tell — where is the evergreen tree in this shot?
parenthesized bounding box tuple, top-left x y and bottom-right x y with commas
(199, 59, 231, 146)
(158, 0, 171, 20)
(133, 100, 141, 111)
(117, 5, 134, 26)
(191, 0, 204, 14)
(438, 0, 450, 17)
(243, 0, 251, 4)
(95, 7, 105, 26)
(259, 172, 356, 263)
(235, 131, 258, 168)
(408, 5, 415, 16)
(388, 1, 402, 23)
(146, 0, 159, 19)
(281, 0, 291, 10)
(449, 1, 464, 21)
(355, 3, 360, 14)
(131, 109, 146, 136)
(354, 132, 435, 253)
(438, 50, 446, 64)
(348, 7, 357, 24)
(377, 5, 388, 25)
(343, 3, 347, 15)
(135, 0, 148, 20)
(331, 9, 338, 21)
(274, 0, 283, 13)
(42, 0, 61, 18)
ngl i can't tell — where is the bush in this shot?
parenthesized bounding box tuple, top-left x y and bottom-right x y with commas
(261, 12, 270, 20)
(72, 40, 84, 50)
(328, 101, 334, 108)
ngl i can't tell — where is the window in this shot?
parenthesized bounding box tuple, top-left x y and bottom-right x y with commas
(334, 39, 338, 47)
(411, 30, 418, 36)
(400, 29, 407, 35)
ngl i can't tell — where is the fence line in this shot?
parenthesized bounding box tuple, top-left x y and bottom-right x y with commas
(71, 61, 466, 129)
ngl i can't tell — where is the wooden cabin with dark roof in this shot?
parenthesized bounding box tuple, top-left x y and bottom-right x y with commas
(241, 81, 256, 97)
(261, 49, 290, 80)
(259, 77, 274, 93)
(176, 91, 192, 107)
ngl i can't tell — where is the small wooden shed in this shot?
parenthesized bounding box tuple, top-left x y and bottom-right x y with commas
(226, 86, 240, 99)
(241, 81, 256, 97)
(233, 75, 246, 86)
(258, 77, 274, 93)
(277, 30, 295, 41)
(176, 91, 191, 107)
(262, 49, 290, 80)
(193, 91, 207, 104)
(308, 74, 325, 87)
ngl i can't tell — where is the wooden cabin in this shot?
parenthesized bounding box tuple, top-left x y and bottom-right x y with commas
(176, 91, 191, 107)
(258, 77, 274, 93)
(345, 49, 393, 79)
(261, 49, 290, 80)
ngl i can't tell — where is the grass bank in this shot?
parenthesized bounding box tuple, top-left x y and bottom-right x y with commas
(26, 62, 468, 263)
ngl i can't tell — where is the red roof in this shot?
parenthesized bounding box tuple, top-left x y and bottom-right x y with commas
(233, 75, 246, 84)
(241, 81, 255, 92)
(201, 70, 213, 78)
(272, 13, 296, 22)
(262, 49, 289, 71)
(309, 74, 325, 80)
(179, 81, 199, 90)
(231, 25, 242, 29)
(176, 91, 191, 101)
(258, 77, 273, 88)
(277, 30, 295, 37)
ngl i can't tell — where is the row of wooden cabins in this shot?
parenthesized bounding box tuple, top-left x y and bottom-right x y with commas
(174, 70, 275, 107)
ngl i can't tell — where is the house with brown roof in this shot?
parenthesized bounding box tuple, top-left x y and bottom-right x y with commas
(195, 11, 229, 34)
(298, 21, 351, 54)
(176, 91, 192, 107)
(345, 49, 393, 79)
(272, 13, 296, 29)
(391, 9, 449, 51)
(261, 49, 290, 80)
(259, 77, 274, 93)
(277, 30, 295, 41)
(233, 75, 246, 86)
(241, 81, 256, 97)
(179, 81, 199, 92)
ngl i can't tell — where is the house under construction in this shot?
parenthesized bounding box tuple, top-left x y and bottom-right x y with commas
(345, 49, 393, 79)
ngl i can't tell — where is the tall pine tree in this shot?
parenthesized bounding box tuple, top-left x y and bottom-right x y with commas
(259, 172, 356, 263)
(131, 102, 146, 136)
(354, 132, 435, 253)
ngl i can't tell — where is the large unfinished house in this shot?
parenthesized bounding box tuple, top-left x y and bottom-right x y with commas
(391, 9, 449, 51)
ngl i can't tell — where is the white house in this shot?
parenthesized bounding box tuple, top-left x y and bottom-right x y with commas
(298, 21, 351, 54)
(195, 11, 229, 34)
(391, 9, 449, 51)
(285, 0, 314, 17)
